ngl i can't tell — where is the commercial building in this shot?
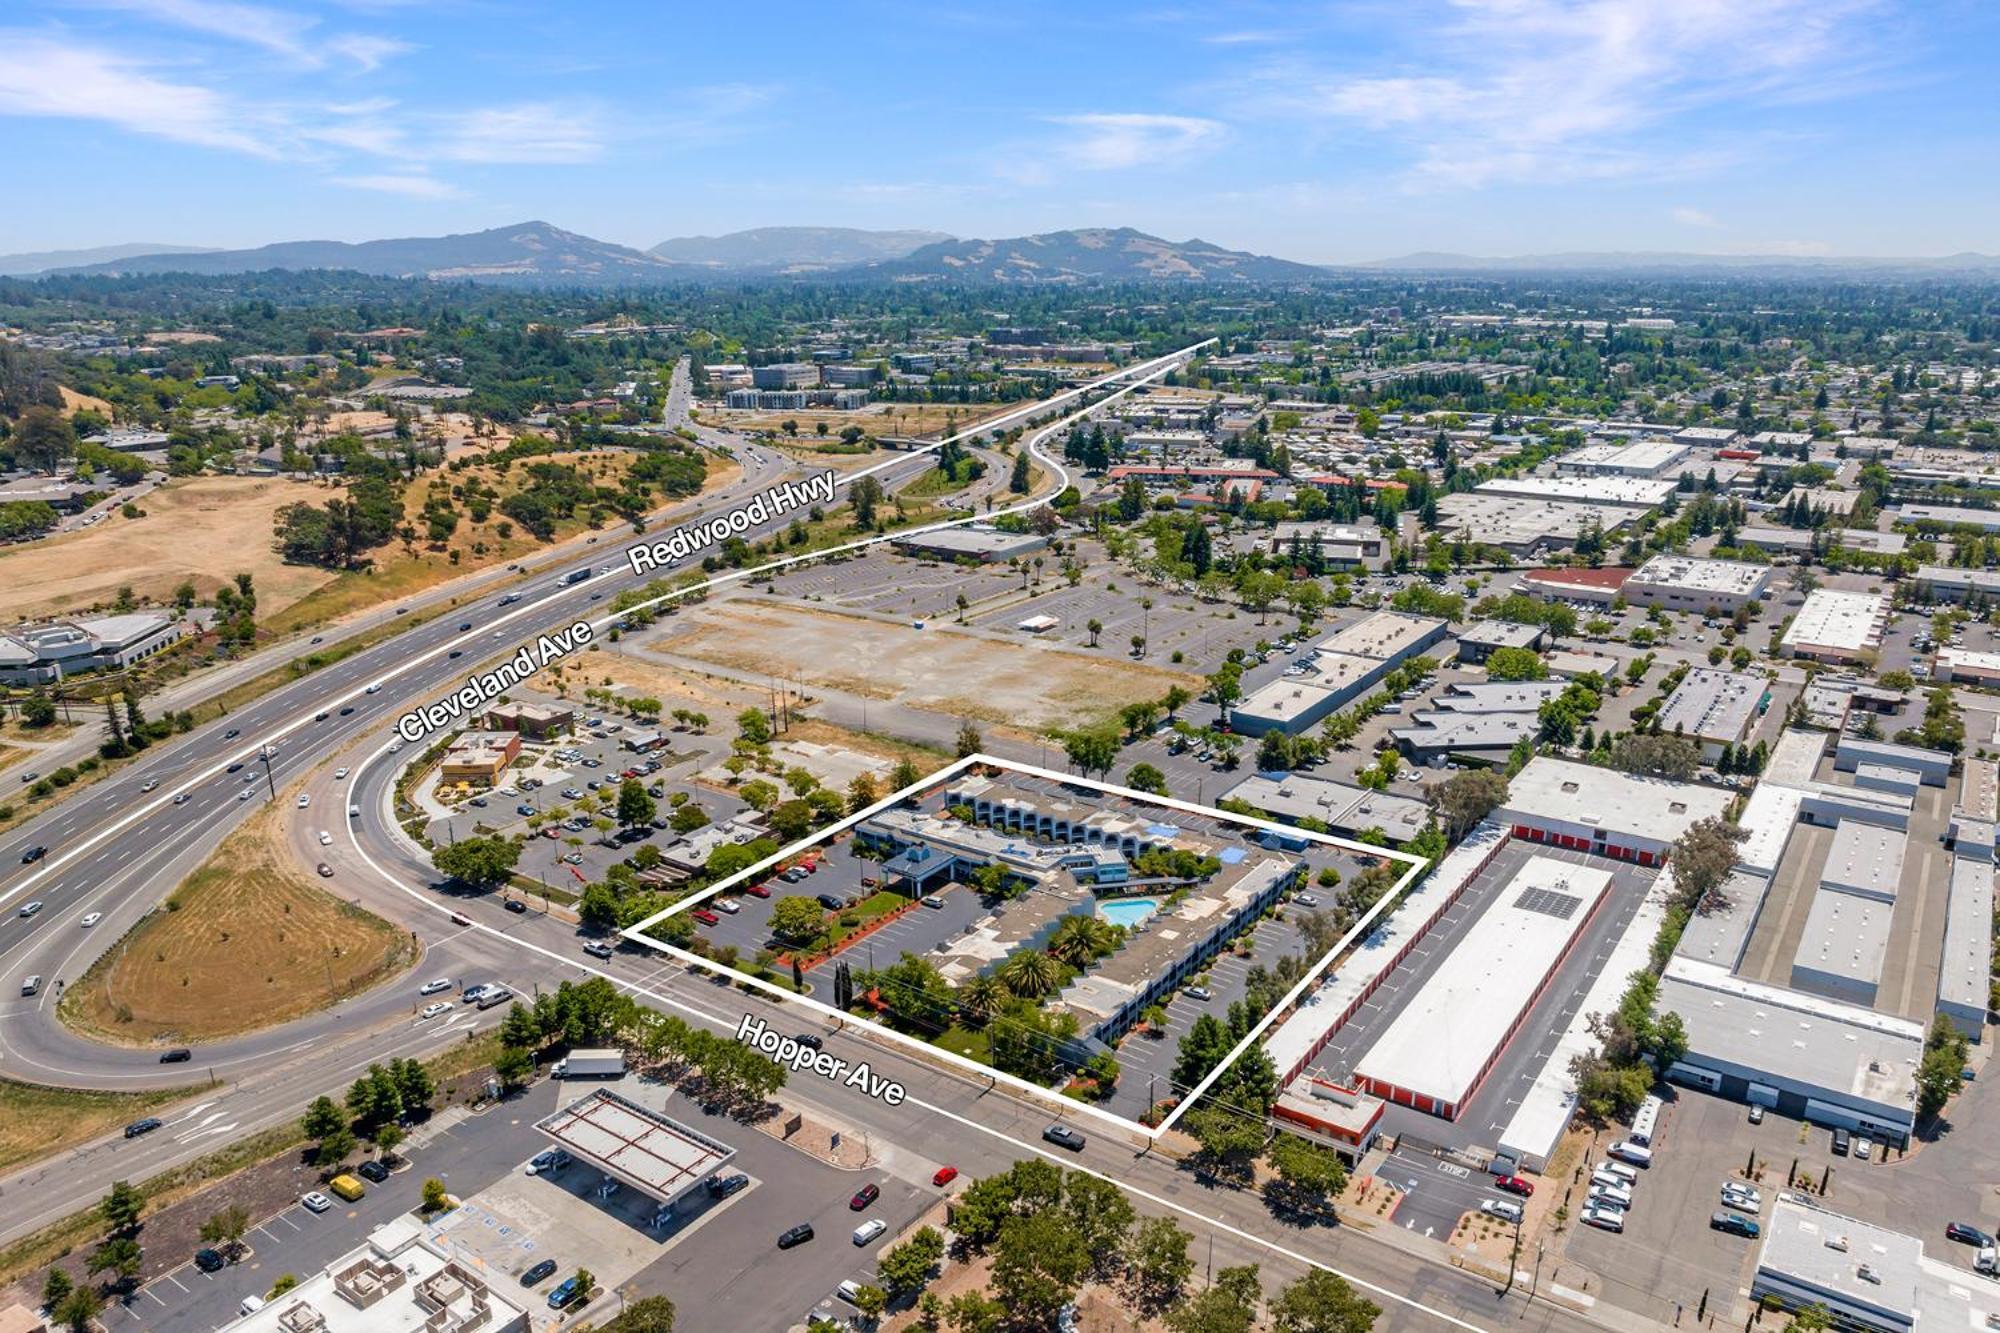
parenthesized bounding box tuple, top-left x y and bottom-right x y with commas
(1554, 438, 1690, 478)
(437, 732, 520, 787)
(1352, 856, 1612, 1119)
(1750, 1198, 2000, 1333)
(1474, 475, 1677, 509)
(1389, 709, 1537, 766)
(534, 1089, 735, 1212)
(1216, 772, 1430, 843)
(480, 701, 574, 740)
(1231, 612, 1449, 737)
(1430, 493, 1636, 556)
(1622, 554, 1772, 614)
(891, 525, 1050, 563)
(752, 362, 819, 390)
(1660, 957, 1920, 1145)
(1516, 565, 1636, 606)
(1271, 1078, 1386, 1162)
(0, 613, 184, 686)
(1789, 884, 1894, 1007)
(1817, 821, 1907, 903)
(217, 1216, 529, 1333)
(1937, 857, 1993, 1041)
(1934, 647, 2000, 687)
(1781, 589, 1887, 664)
(1262, 521, 1390, 572)
(1452, 619, 1546, 665)
(1674, 425, 1740, 448)
(1497, 757, 1733, 867)
(1833, 737, 1951, 788)
(1738, 526, 1908, 556)
(1893, 503, 2000, 533)
(1656, 668, 1764, 761)
(1910, 565, 2000, 604)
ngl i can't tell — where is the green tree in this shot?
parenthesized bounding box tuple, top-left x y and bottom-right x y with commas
(41, 1266, 73, 1314)
(88, 1235, 143, 1287)
(1427, 768, 1509, 840)
(100, 1180, 145, 1233)
(422, 1178, 450, 1213)
(990, 1211, 1090, 1328)
(1269, 1269, 1382, 1333)
(1168, 1265, 1262, 1333)
(1483, 647, 1547, 681)
(878, 1225, 946, 1298)
(1128, 1214, 1194, 1306)
(769, 895, 826, 945)
(494, 1045, 534, 1090)
(1267, 1133, 1347, 1219)
(601, 1296, 678, 1332)
(431, 836, 521, 889)
(737, 707, 772, 743)
(55, 1286, 102, 1333)
(200, 1205, 250, 1261)
(1126, 762, 1168, 795)
(616, 778, 656, 828)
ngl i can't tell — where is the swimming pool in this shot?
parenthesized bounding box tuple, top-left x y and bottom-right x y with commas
(1096, 896, 1161, 929)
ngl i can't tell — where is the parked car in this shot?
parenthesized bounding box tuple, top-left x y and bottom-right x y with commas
(526, 1149, 570, 1177)
(1853, 1137, 1873, 1162)
(1947, 1223, 1995, 1247)
(853, 1219, 887, 1246)
(1589, 1181, 1634, 1209)
(420, 1002, 450, 1020)
(850, 1183, 880, 1211)
(1748, 1104, 1765, 1124)
(1479, 1198, 1524, 1224)
(299, 1191, 333, 1213)
(1186, 985, 1213, 1002)
(1042, 1124, 1087, 1152)
(1721, 1183, 1762, 1213)
(194, 1248, 226, 1273)
(707, 1173, 749, 1200)
(547, 1277, 581, 1310)
(1494, 1175, 1534, 1197)
(1580, 1204, 1626, 1233)
(692, 909, 719, 926)
(356, 1160, 391, 1183)
(327, 1174, 366, 1202)
(1831, 1128, 1851, 1156)
(521, 1260, 558, 1287)
(1608, 1140, 1653, 1167)
(933, 1166, 960, 1188)
(815, 893, 844, 911)
(1711, 1211, 1761, 1239)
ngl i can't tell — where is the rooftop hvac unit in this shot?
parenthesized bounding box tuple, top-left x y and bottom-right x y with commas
(1826, 1235, 1850, 1252)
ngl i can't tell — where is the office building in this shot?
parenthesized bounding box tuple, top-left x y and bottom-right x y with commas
(438, 733, 520, 787)
(1781, 590, 1886, 664)
(0, 613, 184, 686)
(1623, 554, 1772, 614)
(1497, 757, 1733, 867)
(1474, 475, 1677, 509)
(1893, 503, 2000, 533)
(217, 1216, 529, 1333)
(1231, 612, 1449, 737)
(752, 362, 819, 390)
(1656, 668, 1764, 761)
(1911, 565, 2000, 604)
(1453, 619, 1546, 665)
(1516, 565, 1635, 606)
(1750, 1198, 2000, 1333)
(1554, 438, 1690, 478)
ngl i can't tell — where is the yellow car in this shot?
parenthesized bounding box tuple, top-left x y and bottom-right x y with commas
(327, 1174, 366, 1202)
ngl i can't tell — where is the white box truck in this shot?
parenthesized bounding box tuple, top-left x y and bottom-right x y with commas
(553, 1048, 625, 1079)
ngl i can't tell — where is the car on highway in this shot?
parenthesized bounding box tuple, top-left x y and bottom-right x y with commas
(420, 1002, 450, 1020)
(124, 1117, 163, 1139)
(300, 1191, 333, 1213)
(316, 863, 334, 877)
(237, 789, 253, 801)
(140, 779, 159, 793)
(448, 650, 462, 659)
(223, 729, 240, 740)
(18, 770, 37, 784)
(160, 1048, 192, 1063)
(334, 768, 348, 780)
(18, 901, 43, 917)
(850, 1183, 880, 1211)
(853, 1219, 887, 1246)
(707, 1172, 749, 1199)
(20, 975, 43, 996)
(365, 683, 380, 694)
(933, 1166, 959, 1188)
(776, 1223, 814, 1249)
(340, 706, 354, 715)
(504, 898, 528, 913)
(1042, 1125, 1086, 1151)
(173, 792, 190, 804)
(521, 1259, 557, 1287)
(297, 794, 310, 808)
(80, 912, 101, 927)
(20, 845, 46, 864)
(458, 622, 473, 632)
(226, 761, 244, 773)
(1494, 1175, 1535, 1197)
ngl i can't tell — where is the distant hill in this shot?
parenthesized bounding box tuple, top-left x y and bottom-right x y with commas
(1358, 250, 2000, 277)
(867, 227, 1326, 283)
(61, 222, 682, 284)
(0, 243, 218, 276)
(649, 226, 952, 273)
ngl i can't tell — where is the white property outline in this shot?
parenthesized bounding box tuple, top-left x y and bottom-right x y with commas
(621, 755, 1429, 1140)
(0, 340, 1212, 914)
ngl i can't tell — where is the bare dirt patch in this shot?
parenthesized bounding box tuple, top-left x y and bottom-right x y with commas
(0, 475, 341, 621)
(653, 601, 1199, 731)
(57, 386, 115, 417)
(62, 803, 415, 1046)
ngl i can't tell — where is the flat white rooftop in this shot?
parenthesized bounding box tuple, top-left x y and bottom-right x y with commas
(535, 1089, 733, 1203)
(1499, 756, 1733, 848)
(1657, 667, 1763, 743)
(1559, 438, 1689, 476)
(220, 1217, 529, 1333)
(1354, 855, 1610, 1110)
(1792, 887, 1893, 990)
(1629, 554, 1771, 598)
(1475, 475, 1677, 508)
(1938, 646, 2000, 678)
(1820, 820, 1907, 902)
(1940, 857, 1994, 1017)
(1782, 589, 1886, 655)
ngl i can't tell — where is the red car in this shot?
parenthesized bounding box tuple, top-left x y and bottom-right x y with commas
(540, 826, 562, 839)
(743, 883, 771, 898)
(1495, 1175, 1534, 1197)
(932, 1166, 959, 1188)
(800, 859, 818, 874)
(849, 1183, 879, 1211)
(692, 909, 719, 926)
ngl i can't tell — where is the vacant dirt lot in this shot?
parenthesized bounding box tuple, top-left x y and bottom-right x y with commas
(0, 475, 341, 621)
(63, 803, 414, 1045)
(653, 601, 1199, 731)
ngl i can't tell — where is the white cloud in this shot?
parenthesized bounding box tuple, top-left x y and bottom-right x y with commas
(330, 172, 462, 199)
(1046, 113, 1226, 170)
(1233, 0, 1889, 189)
(1673, 206, 1721, 228)
(82, 0, 409, 70)
(432, 103, 604, 164)
(0, 31, 274, 155)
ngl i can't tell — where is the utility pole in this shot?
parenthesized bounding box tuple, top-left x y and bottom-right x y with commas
(262, 749, 278, 802)
(1501, 1212, 1523, 1297)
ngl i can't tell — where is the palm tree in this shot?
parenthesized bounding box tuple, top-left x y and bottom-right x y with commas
(1047, 915, 1103, 967)
(961, 975, 1008, 1027)
(1000, 950, 1063, 999)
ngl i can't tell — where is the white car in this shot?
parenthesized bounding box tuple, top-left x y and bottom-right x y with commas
(317, 831, 332, 846)
(80, 912, 101, 928)
(173, 791, 190, 804)
(420, 1002, 450, 1020)
(1590, 1181, 1634, 1209)
(1479, 1198, 1524, 1223)
(419, 978, 452, 996)
(364, 683, 380, 694)
(297, 794, 310, 808)
(237, 788, 254, 801)
(1721, 1185, 1762, 1214)
(300, 1191, 333, 1214)
(713, 898, 741, 915)
(852, 1218, 887, 1246)
(1580, 1204, 1626, 1233)
(334, 768, 348, 780)
(140, 779, 159, 793)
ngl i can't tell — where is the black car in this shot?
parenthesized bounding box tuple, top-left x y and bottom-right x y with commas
(20, 845, 46, 864)
(816, 893, 844, 911)
(1042, 1124, 1087, 1151)
(124, 1117, 163, 1139)
(223, 729, 240, 740)
(449, 650, 462, 659)
(796, 1033, 823, 1051)
(458, 622, 473, 632)
(356, 1159, 391, 1183)
(777, 1223, 815, 1249)
(1947, 1222, 1995, 1247)
(193, 1248, 226, 1273)
(315, 711, 329, 721)
(521, 1259, 558, 1286)
(504, 898, 528, 914)
(159, 1047, 192, 1063)
(340, 706, 355, 715)
(227, 761, 244, 773)
(706, 1172, 749, 1200)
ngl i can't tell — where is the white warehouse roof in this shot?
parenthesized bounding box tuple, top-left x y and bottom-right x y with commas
(1499, 757, 1733, 849)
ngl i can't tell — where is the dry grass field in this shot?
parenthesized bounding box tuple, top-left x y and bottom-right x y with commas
(63, 803, 414, 1045)
(705, 400, 1014, 439)
(0, 1078, 195, 1174)
(0, 475, 343, 621)
(651, 600, 1198, 732)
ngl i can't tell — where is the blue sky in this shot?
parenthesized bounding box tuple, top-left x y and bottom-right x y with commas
(1, 1, 1994, 262)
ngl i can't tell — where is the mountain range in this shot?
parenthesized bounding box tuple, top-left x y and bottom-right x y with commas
(648, 226, 951, 272)
(25, 222, 2000, 285)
